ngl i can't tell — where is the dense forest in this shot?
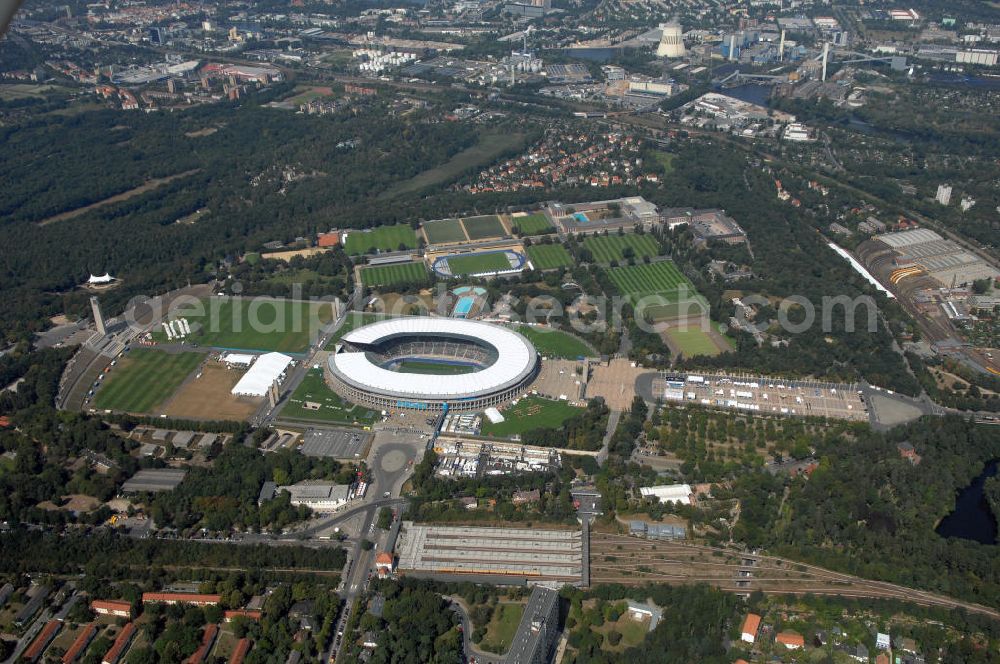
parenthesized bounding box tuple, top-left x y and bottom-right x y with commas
(721, 416, 1000, 608)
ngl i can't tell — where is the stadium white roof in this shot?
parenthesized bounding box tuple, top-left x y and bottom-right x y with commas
(231, 352, 292, 397)
(329, 317, 537, 400)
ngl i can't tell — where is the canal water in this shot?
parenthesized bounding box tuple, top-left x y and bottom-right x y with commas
(936, 459, 999, 545)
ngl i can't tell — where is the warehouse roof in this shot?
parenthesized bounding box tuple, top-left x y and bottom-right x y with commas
(329, 317, 537, 400)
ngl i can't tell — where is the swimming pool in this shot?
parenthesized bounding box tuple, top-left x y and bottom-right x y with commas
(573, 212, 589, 224)
(454, 296, 475, 317)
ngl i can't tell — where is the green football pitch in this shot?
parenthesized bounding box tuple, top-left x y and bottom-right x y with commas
(423, 218, 467, 244)
(584, 234, 660, 263)
(94, 349, 202, 414)
(607, 261, 708, 321)
(516, 326, 595, 359)
(526, 244, 573, 270)
(446, 252, 511, 275)
(396, 360, 476, 375)
(344, 225, 418, 255)
(462, 215, 507, 240)
(360, 261, 428, 288)
(512, 213, 553, 235)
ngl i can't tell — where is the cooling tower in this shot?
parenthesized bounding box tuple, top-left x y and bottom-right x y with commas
(656, 23, 686, 58)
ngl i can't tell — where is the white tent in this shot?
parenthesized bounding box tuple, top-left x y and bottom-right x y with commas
(639, 484, 693, 505)
(231, 352, 292, 397)
(88, 273, 115, 284)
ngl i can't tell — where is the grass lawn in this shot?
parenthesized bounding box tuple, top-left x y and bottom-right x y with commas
(480, 396, 583, 437)
(360, 261, 428, 288)
(423, 218, 467, 244)
(396, 360, 476, 375)
(279, 369, 380, 426)
(462, 215, 507, 240)
(381, 131, 529, 199)
(583, 234, 660, 263)
(345, 225, 418, 255)
(516, 325, 595, 359)
(512, 213, 554, 235)
(480, 603, 525, 655)
(665, 326, 720, 357)
(94, 350, 202, 414)
(652, 151, 676, 174)
(526, 244, 573, 270)
(446, 252, 511, 276)
(152, 298, 334, 353)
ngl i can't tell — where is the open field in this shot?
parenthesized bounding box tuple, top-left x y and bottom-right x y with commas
(652, 151, 676, 174)
(381, 132, 529, 199)
(94, 350, 203, 414)
(511, 213, 553, 235)
(37, 169, 201, 226)
(607, 261, 707, 321)
(345, 225, 418, 255)
(0, 83, 70, 100)
(423, 218, 467, 245)
(462, 215, 507, 240)
(517, 325, 595, 359)
(663, 325, 722, 358)
(397, 359, 476, 375)
(280, 369, 380, 426)
(446, 252, 511, 276)
(480, 396, 583, 437)
(526, 244, 573, 270)
(360, 261, 428, 288)
(162, 360, 261, 421)
(154, 298, 334, 353)
(583, 234, 660, 263)
(480, 602, 524, 655)
(284, 85, 335, 105)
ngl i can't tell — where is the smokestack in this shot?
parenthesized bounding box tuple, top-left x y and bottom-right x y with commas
(729, 34, 736, 62)
(821, 42, 829, 81)
(779, 29, 785, 61)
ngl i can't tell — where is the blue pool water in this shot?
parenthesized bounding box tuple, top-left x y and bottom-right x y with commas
(573, 212, 589, 224)
(454, 296, 475, 317)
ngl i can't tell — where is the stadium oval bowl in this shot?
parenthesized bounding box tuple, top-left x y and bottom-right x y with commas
(327, 316, 539, 412)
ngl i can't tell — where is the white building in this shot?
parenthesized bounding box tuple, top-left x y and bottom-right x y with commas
(936, 184, 953, 206)
(231, 352, 292, 397)
(639, 483, 693, 505)
(277, 483, 351, 511)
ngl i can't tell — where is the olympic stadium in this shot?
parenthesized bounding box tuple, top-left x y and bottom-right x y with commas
(326, 317, 539, 412)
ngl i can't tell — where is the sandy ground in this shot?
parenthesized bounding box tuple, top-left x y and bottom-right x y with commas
(586, 359, 647, 410)
(161, 360, 261, 421)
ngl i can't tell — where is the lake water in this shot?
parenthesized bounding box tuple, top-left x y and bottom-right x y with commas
(936, 459, 999, 545)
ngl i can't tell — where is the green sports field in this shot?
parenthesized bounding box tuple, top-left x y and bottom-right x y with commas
(480, 396, 583, 438)
(360, 261, 428, 288)
(526, 244, 573, 270)
(396, 359, 476, 375)
(152, 298, 335, 352)
(607, 261, 708, 321)
(279, 369, 380, 426)
(344, 225, 418, 255)
(583, 234, 660, 263)
(665, 326, 721, 357)
(446, 252, 511, 276)
(462, 215, 507, 240)
(516, 325, 595, 359)
(423, 218, 467, 244)
(512, 213, 553, 235)
(94, 349, 202, 414)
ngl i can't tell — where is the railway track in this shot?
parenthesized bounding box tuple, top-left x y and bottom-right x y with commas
(589, 534, 1000, 620)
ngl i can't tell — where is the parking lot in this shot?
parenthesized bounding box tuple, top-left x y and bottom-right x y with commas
(300, 428, 373, 459)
